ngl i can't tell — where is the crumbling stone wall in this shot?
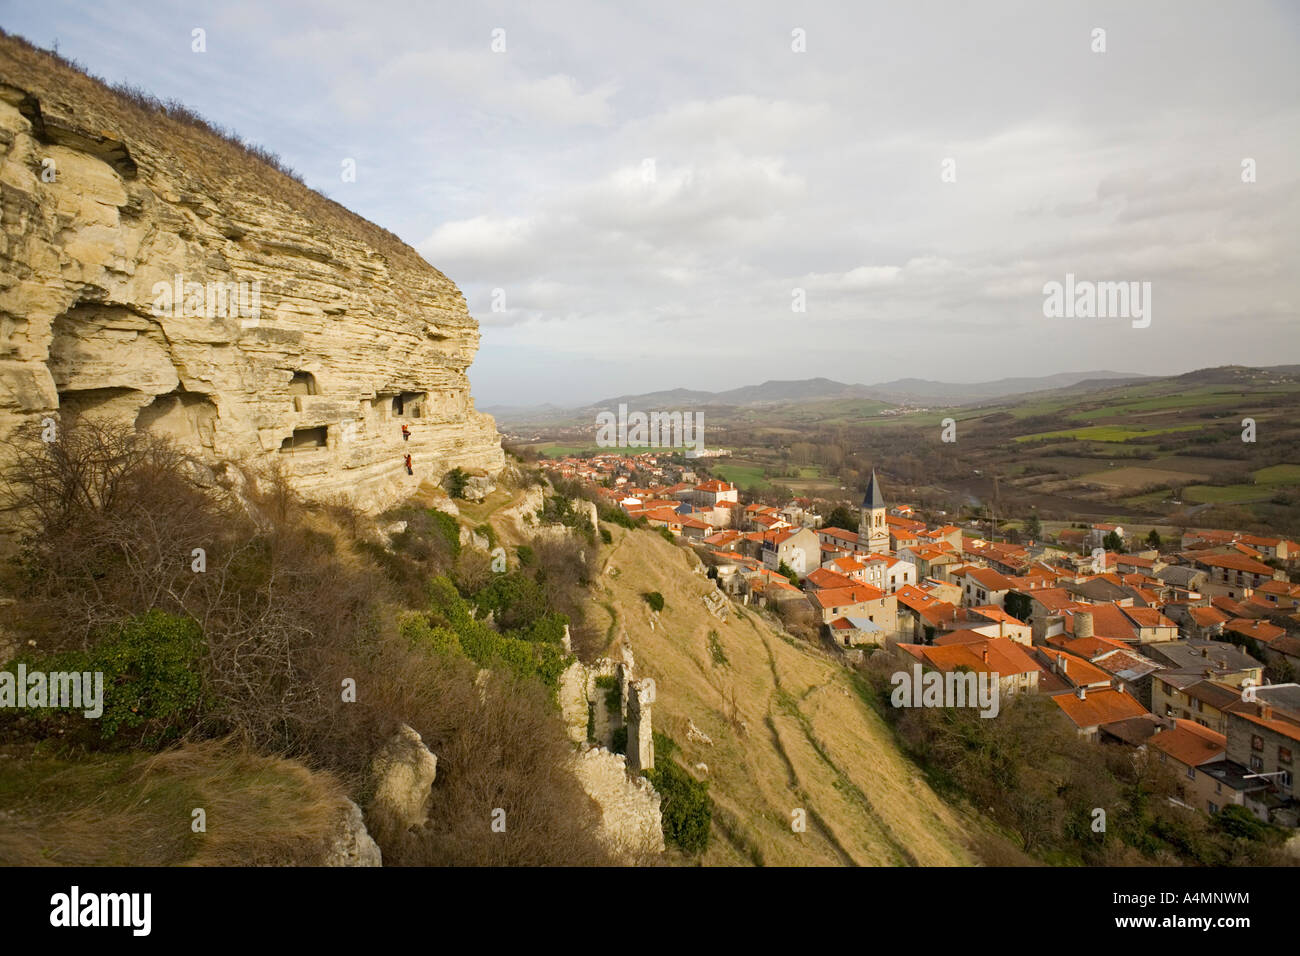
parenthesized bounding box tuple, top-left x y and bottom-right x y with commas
(570, 744, 664, 861)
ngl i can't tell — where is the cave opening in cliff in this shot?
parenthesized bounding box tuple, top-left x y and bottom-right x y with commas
(135, 390, 218, 449)
(279, 426, 328, 452)
(56, 386, 141, 420)
(288, 371, 318, 396)
(392, 391, 425, 418)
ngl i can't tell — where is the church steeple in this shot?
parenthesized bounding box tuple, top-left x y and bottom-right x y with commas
(862, 469, 886, 511)
(857, 469, 889, 553)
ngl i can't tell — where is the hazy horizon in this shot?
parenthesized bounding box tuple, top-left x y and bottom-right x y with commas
(5, 0, 1298, 406)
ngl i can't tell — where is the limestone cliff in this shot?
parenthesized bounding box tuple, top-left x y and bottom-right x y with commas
(0, 33, 504, 514)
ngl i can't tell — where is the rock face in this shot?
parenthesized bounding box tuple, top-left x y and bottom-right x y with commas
(368, 724, 438, 832)
(0, 36, 503, 517)
(322, 798, 383, 867)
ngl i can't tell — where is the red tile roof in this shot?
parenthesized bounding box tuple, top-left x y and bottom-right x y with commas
(1051, 687, 1148, 729)
(1149, 719, 1226, 766)
(900, 636, 1040, 677)
(809, 583, 887, 609)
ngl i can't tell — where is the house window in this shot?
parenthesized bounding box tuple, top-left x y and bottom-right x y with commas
(1159, 752, 1167, 763)
(1281, 770, 1293, 789)
(1186, 766, 1196, 780)
(1252, 734, 1264, 752)
(1208, 802, 1219, 815)
(1250, 755, 1263, 771)
(1280, 747, 1292, 765)
(1214, 782, 1222, 794)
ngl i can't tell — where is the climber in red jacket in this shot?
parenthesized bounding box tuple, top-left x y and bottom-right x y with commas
(401, 423, 410, 441)
(404, 453, 413, 476)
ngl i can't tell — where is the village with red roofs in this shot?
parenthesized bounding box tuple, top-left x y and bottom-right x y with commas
(541, 449, 1300, 829)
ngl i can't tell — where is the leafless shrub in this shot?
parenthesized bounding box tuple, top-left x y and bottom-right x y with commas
(0, 416, 616, 864)
(0, 416, 243, 649)
(376, 666, 610, 866)
(776, 599, 819, 643)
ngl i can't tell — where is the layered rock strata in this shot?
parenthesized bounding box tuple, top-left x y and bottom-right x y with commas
(0, 35, 504, 516)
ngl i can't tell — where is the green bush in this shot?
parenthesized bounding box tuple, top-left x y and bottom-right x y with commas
(778, 561, 799, 587)
(475, 523, 498, 549)
(645, 759, 712, 854)
(610, 725, 627, 754)
(654, 730, 679, 760)
(707, 629, 728, 667)
(398, 611, 463, 657)
(472, 572, 549, 630)
(599, 528, 612, 544)
(4, 611, 214, 747)
(425, 575, 569, 690)
(644, 592, 665, 613)
(445, 467, 470, 499)
(1214, 804, 1284, 843)
(658, 527, 676, 544)
(94, 611, 205, 746)
(517, 612, 569, 645)
(598, 505, 641, 529)
(595, 674, 620, 713)
(389, 507, 461, 561)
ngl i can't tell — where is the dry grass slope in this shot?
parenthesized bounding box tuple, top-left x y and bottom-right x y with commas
(590, 523, 980, 866)
(0, 740, 352, 866)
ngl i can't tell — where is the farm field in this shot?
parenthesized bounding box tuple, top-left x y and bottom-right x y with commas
(712, 462, 772, 491)
(1255, 464, 1300, 484)
(1075, 465, 1211, 490)
(1014, 424, 1204, 443)
(1182, 484, 1278, 504)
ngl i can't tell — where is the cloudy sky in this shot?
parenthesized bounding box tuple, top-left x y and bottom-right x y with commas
(5, 1, 1298, 406)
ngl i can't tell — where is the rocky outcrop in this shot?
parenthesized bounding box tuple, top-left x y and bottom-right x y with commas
(0, 35, 503, 519)
(368, 724, 437, 831)
(322, 798, 383, 867)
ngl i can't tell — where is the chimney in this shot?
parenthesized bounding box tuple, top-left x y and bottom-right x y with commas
(999, 619, 1006, 638)
(1060, 657, 1069, 675)
(1075, 686, 1087, 700)
(982, 646, 989, 664)
(1260, 702, 1273, 721)
(1075, 611, 1094, 640)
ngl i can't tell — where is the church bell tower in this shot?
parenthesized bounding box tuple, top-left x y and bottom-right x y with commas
(857, 469, 889, 553)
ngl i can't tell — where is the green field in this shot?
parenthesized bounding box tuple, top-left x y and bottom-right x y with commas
(1014, 424, 1203, 443)
(1182, 484, 1276, 504)
(534, 443, 661, 458)
(1254, 464, 1300, 484)
(1064, 386, 1250, 420)
(712, 463, 772, 491)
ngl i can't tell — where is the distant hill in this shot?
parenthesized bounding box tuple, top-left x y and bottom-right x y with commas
(858, 371, 1151, 406)
(489, 370, 1150, 426)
